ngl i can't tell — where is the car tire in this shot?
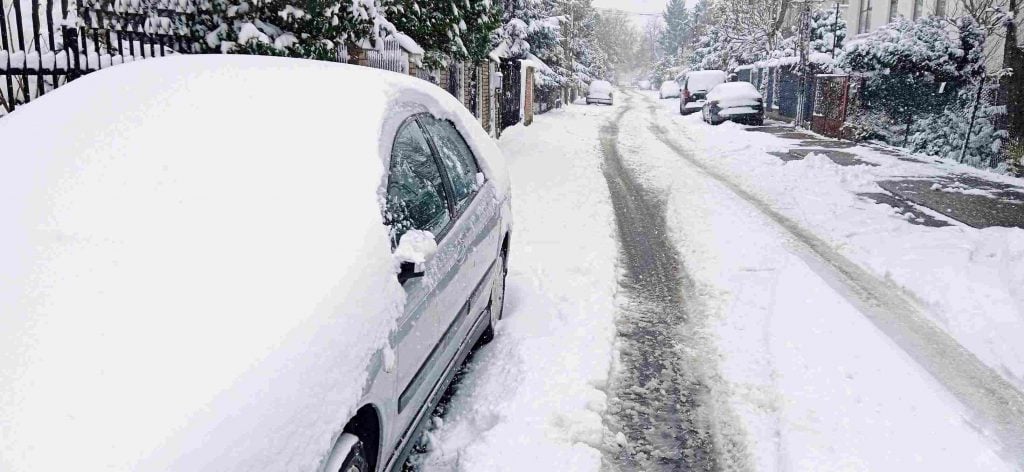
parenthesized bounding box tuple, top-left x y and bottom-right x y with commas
(480, 251, 507, 344)
(336, 434, 369, 472)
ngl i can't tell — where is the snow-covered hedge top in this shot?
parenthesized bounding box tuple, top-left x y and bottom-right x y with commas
(735, 52, 836, 71)
(0, 55, 507, 472)
(707, 81, 762, 107)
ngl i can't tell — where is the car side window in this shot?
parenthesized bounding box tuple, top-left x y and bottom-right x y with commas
(386, 120, 452, 245)
(419, 117, 481, 209)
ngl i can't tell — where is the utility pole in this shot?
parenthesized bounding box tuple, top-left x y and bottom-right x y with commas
(831, 1, 840, 58)
(794, 0, 813, 127)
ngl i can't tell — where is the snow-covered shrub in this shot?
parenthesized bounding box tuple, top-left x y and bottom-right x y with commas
(835, 15, 1003, 167)
(388, 0, 500, 68)
(197, 0, 394, 60)
(908, 79, 1008, 167)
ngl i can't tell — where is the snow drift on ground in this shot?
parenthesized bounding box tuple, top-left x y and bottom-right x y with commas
(0, 55, 501, 472)
(415, 103, 620, 471)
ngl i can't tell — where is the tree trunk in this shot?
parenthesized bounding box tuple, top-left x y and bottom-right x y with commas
(1005, 0, 1024, 144)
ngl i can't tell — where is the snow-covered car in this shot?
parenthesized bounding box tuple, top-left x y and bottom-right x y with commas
(679, 70, 728, 115)
(702, 81, 765, 126)
(659, 79, 680, 99)
(638, 79, 651, 90)
(586, 80, 614, 105)
(0, 56, 512, 472)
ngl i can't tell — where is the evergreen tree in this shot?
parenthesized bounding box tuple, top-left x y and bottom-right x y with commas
(196, 0, 392, 60)
(658, 0, 691, 58)
(388, 0, 500, 67)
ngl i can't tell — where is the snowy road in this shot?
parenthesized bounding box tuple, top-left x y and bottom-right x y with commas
(413, 89, 1024, 471)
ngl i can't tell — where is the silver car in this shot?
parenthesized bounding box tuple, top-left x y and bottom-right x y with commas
(0, 56, 512, 472)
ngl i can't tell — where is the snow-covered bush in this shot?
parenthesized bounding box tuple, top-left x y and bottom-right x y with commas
(197, 0, 394, 60)
(388, 0, 500, 67)
(835, 15, 1006, 167)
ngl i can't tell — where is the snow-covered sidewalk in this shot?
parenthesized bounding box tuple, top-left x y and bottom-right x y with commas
(414, 104, 621, 470)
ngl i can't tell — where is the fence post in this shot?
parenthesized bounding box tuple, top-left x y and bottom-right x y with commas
(959, 76, 987, 164)
(524, 66, 534, 126)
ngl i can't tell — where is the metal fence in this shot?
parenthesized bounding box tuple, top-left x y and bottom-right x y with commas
(366, 36, 408, 74)
(1, 0, 196, 114)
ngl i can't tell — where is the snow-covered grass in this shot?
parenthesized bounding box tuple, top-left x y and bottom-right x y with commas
(620, 91, 1017, 470)
(645, 91, 1024, 394)
(416, 103, 620, 471)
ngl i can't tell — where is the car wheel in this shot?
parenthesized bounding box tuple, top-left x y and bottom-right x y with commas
(336, 434, 369, 472)
(480, 252, 507, 344)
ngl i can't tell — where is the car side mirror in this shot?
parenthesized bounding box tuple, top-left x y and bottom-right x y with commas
(398, 261, 425, 284)
(393, 229, 437, 285)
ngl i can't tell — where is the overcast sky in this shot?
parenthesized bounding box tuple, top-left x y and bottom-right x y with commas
(591, 0, 699, 29)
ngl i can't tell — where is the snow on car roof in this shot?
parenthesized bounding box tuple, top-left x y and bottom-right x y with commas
(589, 80, 612, 92)
(685, 70, 728, 91)
(707, 81, 762, 101)
(0, 55, 500, 471)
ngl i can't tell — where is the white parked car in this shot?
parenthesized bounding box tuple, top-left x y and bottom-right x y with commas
(638, 79, 651, 90)
(702, 81, 765, 126)
(679, 70, 728, 115)
(659, 79, 680, 99)
(586, 80, 614, 105)
(0, 56, 513, 472)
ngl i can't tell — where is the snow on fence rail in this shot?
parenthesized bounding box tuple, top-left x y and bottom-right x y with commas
(1, 0, 194, 114)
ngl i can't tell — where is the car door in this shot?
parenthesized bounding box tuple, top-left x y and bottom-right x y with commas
(384, 118, 459, 433)
(418, 116, 502, 361)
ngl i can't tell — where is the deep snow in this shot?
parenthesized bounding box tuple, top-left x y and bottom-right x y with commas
(414, 102, 620, 471)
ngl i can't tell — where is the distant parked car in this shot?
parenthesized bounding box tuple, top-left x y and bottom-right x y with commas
(0, 55, 513, 472)
(587, 80, 614, 105)
(702, 81, 765, 126)
(659, 80, 680, 99)
(679, 70, 728, 115)
(638, 79, 652, 90)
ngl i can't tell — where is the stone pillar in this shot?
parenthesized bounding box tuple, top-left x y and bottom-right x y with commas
(524, 66, 535, 126)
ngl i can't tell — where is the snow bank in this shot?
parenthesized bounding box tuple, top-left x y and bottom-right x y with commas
(0, 55, 498, 472)
(416, 102, 619, 471)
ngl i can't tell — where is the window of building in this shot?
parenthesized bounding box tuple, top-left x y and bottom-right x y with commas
(859, 0, 873, 33)
(888, 0, 899, 22)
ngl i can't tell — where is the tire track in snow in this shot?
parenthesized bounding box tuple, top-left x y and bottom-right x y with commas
(601, 96, 747, 472)
(631, 90, 1024, 463)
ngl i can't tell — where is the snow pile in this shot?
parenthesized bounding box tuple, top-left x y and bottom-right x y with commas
(416, 102, 619, 471)
(0, 55, 497, 472)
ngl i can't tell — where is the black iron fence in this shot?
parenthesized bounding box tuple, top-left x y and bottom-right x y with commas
(1, 0, 197, 114)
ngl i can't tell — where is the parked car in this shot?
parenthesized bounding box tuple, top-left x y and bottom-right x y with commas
(679, 70, 728, 115)
(702, 81, 765, 126)
(659, 80, 680, 99)
(638, 79, 652, 90)
(0, 55, 513, 472)
(586, 80, 614, 105)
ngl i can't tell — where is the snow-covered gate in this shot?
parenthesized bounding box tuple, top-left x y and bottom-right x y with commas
(811, 74, 849, 138)
(0, 0, 196, 116)
(365, 37, 408, 74)
(497, 58, 521, 133)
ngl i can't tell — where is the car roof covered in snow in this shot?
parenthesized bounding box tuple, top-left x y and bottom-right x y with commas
(589, 80, 612, 92)
(685, 70, 728, 92)
(0, 55, 504, 471)
(660, 80, 678, 91)
(707, 81, 762, 101)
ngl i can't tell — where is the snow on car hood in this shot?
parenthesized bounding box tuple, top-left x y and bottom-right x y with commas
(0, 55, 496, 471)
